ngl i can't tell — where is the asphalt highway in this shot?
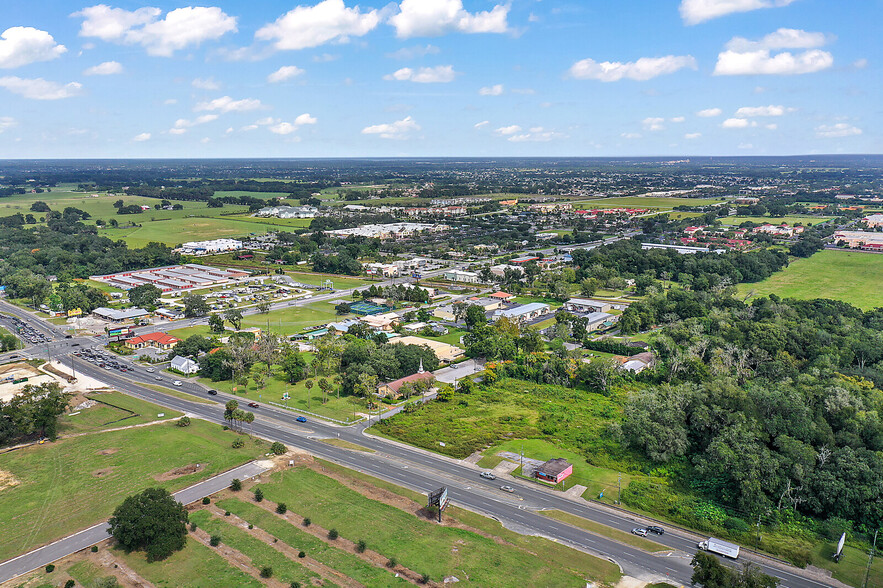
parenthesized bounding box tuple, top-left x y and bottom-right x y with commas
(0, 300, 842, 587)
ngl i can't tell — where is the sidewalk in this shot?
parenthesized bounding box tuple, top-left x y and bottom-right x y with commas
(0, 460, 271, 584)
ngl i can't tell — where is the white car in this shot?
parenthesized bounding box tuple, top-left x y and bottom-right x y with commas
(173, 380, 182, 386)
(632, 528, 648, 537)
(146, 367, 155, 373)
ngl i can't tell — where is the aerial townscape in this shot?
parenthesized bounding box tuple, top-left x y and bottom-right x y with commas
(0, 1, 879, 588)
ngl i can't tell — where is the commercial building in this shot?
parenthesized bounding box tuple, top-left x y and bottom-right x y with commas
(488, 291, 516, 302)
(91, 264, 250, 292)
(255, 205, 318, 219)
(535, 458, 573, 484)
(394, 336, 465, 362)
(93, 307, 150, 323)
(584, 311, 618, 331)
(492, 302, 550, 323)
(443, 270, 480, 284)
(170, 355, 199, 374)
(752, 224, 805, 238)
(177, 239, 243, 255)
(364, 263, 400, 278)
(466, 297, 505, 312)
(326, 223, 450, 240)
(863, 213, 883, 228)
(563, 298, 613, 314)
(377, 370, 435, 399)
(125, 332, 180, 350)
(834, 230, 883, 250)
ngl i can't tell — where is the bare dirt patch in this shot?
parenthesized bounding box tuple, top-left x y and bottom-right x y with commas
(0, 469, 20, 492)
(97, 448, 119, 455)
(154, 463, 203, 482)
(92, 467, 115, 478)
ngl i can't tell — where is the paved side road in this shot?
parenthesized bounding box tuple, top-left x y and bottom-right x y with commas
(0, 461, 270, 584)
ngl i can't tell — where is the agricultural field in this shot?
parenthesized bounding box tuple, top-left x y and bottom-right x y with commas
(719, 215, 834, 226)
(737, 249, 883, 310)
(0, 416, 262, 561)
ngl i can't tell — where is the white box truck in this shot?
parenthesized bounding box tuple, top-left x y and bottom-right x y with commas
(698, 537, 740, 559)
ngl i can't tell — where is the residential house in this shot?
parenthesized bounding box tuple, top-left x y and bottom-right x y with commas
(170, 355, 199, 375)
(360, 312, 400, 330)
(620, 352, 655, 374)
(377, 368, 436, 399)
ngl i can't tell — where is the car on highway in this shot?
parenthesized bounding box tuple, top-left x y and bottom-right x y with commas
(146, 367, 155, 372)
(646, 526, 665, 535)
(154, 376, 163, 381)
(632, 528, 648, 537)
(207, 389, 218, 395)
(295, 416, 307, 423)
(173, 380, 182, 386)
(500, 485, 515, 493)
(247, 402, 259, 408)
(480, 472, 497, 480)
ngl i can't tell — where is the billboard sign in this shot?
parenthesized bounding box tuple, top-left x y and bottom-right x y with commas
(427, 487, 449, 522)
(834, 532, 846, 561)
(67, 308, 82, 317)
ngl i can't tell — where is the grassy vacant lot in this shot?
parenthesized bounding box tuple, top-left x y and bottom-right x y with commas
(373, 378, 634, 471)
(99, 216, 285, 247)
(719, 215, 834, 226)
(57, 390, 181, 435)
(811, 541, 883, 588)
(255, 466, 620, 587)
(117, 538, 262, 588)
(240, 302, 341, 332)
(569, 196, 725, 209)
(0, 419, 261, 561)
(189, 510, 320, 586)
(737, 250, 883, 310)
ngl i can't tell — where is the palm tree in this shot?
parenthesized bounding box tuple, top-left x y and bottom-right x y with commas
(333, 376, 342, 401)
(304, 379, 314, 409)
(318, 377, 330, 405)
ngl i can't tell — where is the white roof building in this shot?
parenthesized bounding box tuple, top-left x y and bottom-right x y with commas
(170, 355, 199, 375)
(178, 239, 243, 255)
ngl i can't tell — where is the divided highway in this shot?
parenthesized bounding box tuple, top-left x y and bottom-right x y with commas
(0, 300, 841, 587)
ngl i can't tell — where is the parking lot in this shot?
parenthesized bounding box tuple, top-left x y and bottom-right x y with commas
(0, 315, 50, 345)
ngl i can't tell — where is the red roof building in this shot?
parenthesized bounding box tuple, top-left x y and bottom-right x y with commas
(125, 332, 181, 350)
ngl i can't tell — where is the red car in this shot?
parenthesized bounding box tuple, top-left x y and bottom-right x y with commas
(247, 402, 259, 408)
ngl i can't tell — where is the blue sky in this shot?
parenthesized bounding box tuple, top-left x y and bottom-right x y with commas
(0, 0, 877, 157)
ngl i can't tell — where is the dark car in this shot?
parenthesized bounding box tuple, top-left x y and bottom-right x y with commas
(207, 389, 218, 396)
(247, 402, 259, 408)
(646, 526, 665, 535)
(295, 416, 307, 423)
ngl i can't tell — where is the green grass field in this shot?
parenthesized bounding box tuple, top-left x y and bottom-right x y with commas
(0, 419, 261, 561)
(116, 538, 262, 588)
(98, 216, 288, 247)
(811, 541, 883, 587)
(720, 215, 834, 226)
(738, 250, 883, 310)
(254, 466, 620, 587)
(240, 302, 341, 332)
(57, 391, 181, 435)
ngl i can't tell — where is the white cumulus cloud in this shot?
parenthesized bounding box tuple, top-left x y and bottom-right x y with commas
(256, 0, 380, 51)
(680, 0, 798, 25)
(671, 116, 686, 123)
(192, 77, 220, 90)
(569, 55, 697, 82)
(696, 107, 722, 117)
(84, 60, 123, 75)
(384, 65, 456, 83)
(621, 132, 642, 139)
(685, 132, 702, 139)
(479, 84, 504, 96)
(173, 114, 219, 130)
(0, 26, 67, 68)
(815, 123, 862, 138)
(385, 44, 440, 60)
(267, 65, 305, 83)
(294, 113, 318, 126)
(495, 125, 522, 136)
(474, 120, 489, 129)
(715, 29, 833, 76)
(133, 132, 151, 141)
(0, 76, 82, 100)
(0, 117, 17, 132)
(195, 96, 263, 113)
(361, 115, 420, 140)
(643, 117, 666, 131)
(722, 118, 754, 128)
(507, 127, 566, 143)
(390, 0, 509, 38)
(734, 104, 792, 117)
(74, 5, 237, 57)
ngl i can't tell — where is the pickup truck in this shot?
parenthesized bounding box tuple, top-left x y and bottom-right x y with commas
(698, 537, 740, 559)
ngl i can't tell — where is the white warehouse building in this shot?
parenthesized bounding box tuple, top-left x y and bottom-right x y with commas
(178, 239, 243, 255)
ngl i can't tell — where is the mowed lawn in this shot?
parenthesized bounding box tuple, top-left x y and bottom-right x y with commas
(738, 250, 883, 310)
(719, 215, 834, 226)
(255, 467, 620, 587)
(0, 419, 261, 561)
(569, 196, 725, 209)
(98, 216, 287, 247)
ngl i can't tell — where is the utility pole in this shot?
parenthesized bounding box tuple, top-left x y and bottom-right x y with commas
(862, 529, 878, 588)
(756, 513, 761, 551)
(617, 474, 621, 504)
(520, 441, 524, 472)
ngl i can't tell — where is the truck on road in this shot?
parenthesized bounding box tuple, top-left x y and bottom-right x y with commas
(698, 537, 740, 559)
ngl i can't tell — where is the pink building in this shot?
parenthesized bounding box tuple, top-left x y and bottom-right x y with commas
(535, 458, 573, 484)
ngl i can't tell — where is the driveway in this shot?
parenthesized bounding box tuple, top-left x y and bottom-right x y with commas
(433, 358, 484, 384)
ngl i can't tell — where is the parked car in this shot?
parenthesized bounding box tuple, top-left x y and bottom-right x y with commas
(247, 402, 259, 408)
(632, 528, 648, 537)
(500, 485, 515, 493)
(646, 526, 665, 535)
(173, 380, 182, 386)
(295, 416, 307, 423)
(207, 389, 218, 396)
(480, 472, 497, 480)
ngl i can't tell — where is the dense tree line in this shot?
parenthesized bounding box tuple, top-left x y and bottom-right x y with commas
(0, 382, 70, 445)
